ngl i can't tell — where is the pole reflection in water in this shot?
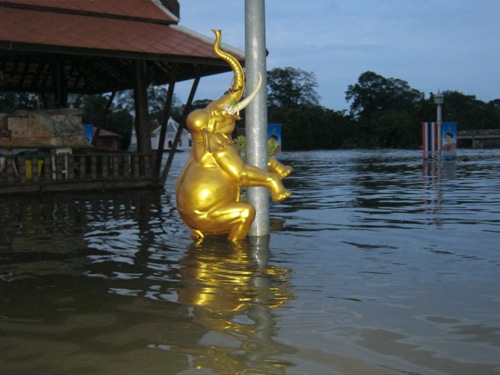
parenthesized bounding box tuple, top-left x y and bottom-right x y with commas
(421, 159, 457, 226)
(171, 235, 296, 374)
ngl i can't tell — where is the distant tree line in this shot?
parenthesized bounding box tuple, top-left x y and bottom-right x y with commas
(266, 68, 500, 150)
(2, 68, 499, 151)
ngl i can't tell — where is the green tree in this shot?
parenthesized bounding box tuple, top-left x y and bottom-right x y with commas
(267, 67, 320, 108)
(439, 90, 500, 130)
(482, 101, 500, 129)
(80, 94, 133, 150)
(114, 86, 182, 123)
(266, 67, 354, 150)
(345, 71, 424, 147)
(346, 71, 423, 119)
(106, 109, 134, 150)
(0, 92, 38, 112)
(268, 105, 353, 151)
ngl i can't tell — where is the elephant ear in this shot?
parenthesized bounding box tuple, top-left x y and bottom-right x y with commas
(201, 128, 233, 154)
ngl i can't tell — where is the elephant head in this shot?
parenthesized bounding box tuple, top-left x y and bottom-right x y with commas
(186, 30, 262, 137)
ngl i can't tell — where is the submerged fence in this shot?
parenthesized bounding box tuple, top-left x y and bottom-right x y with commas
(0, 152, 157, 195)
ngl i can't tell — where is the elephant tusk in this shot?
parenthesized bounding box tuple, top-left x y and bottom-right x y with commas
(224, 73, 262, 116)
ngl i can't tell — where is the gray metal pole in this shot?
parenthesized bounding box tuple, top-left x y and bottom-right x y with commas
(437, 103, 442, 157)
(245, 0, 269, 237)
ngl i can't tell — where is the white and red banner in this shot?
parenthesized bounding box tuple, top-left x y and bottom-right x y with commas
(422, 122, 439, 158)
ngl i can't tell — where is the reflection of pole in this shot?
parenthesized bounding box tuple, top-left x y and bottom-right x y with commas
(246, 235, 295, 370)
(245, 0, 269, 236)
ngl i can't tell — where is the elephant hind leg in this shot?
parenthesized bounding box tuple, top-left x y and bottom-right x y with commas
(206, 202, 256, 242)
(227, 203, 256, 242)
(191, 229, 204, 240)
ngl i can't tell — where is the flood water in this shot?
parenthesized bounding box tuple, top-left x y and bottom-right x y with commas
(1, 149, 499, 374)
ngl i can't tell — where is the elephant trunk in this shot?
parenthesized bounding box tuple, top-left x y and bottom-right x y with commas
(212, 29, 245, 100)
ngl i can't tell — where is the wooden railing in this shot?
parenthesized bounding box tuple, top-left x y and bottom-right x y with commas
(0, 152, 158, 195)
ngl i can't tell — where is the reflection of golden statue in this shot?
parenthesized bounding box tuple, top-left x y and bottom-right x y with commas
(176, 30, 292, 242)
(175, 238, 295, 374)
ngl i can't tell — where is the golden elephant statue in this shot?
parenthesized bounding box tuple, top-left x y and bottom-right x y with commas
(176, 30, 292, 242)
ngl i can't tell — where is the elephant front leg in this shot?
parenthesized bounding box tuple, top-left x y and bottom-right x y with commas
(212, 146, 291, 203)
(268, 155, 292, 179)
(241, 164, 292, 202)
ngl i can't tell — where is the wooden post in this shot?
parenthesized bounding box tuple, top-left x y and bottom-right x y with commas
(134, 60, 151, 154)
(154, 67, 177, 184)
(160, 74, 200, 186)
(54, 59, 66, 108)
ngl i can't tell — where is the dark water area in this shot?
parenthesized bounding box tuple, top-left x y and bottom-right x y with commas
(1, 149, 499, 374)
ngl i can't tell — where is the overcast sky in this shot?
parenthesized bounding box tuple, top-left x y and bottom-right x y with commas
(174, 0, 499, 110)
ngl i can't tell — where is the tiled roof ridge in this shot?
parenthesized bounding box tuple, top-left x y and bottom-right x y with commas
(151, 0, 179, 23)
(0, 0, 179, 25)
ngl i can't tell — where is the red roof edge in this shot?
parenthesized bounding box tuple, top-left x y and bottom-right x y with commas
(0, 0, 180, 25)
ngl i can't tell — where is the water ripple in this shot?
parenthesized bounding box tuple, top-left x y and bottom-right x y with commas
(1, 149, 500, 374)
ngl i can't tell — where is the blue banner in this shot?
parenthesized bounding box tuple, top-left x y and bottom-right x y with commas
(441, 122, 457, 158)
(268, 123, 282, 157)
(84, 124, 94, 144)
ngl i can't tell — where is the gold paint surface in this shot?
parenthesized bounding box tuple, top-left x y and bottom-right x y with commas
(176, 31, 292, 241)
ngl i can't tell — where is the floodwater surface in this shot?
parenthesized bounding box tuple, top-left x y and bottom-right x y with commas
(1, 149, 499, 374)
